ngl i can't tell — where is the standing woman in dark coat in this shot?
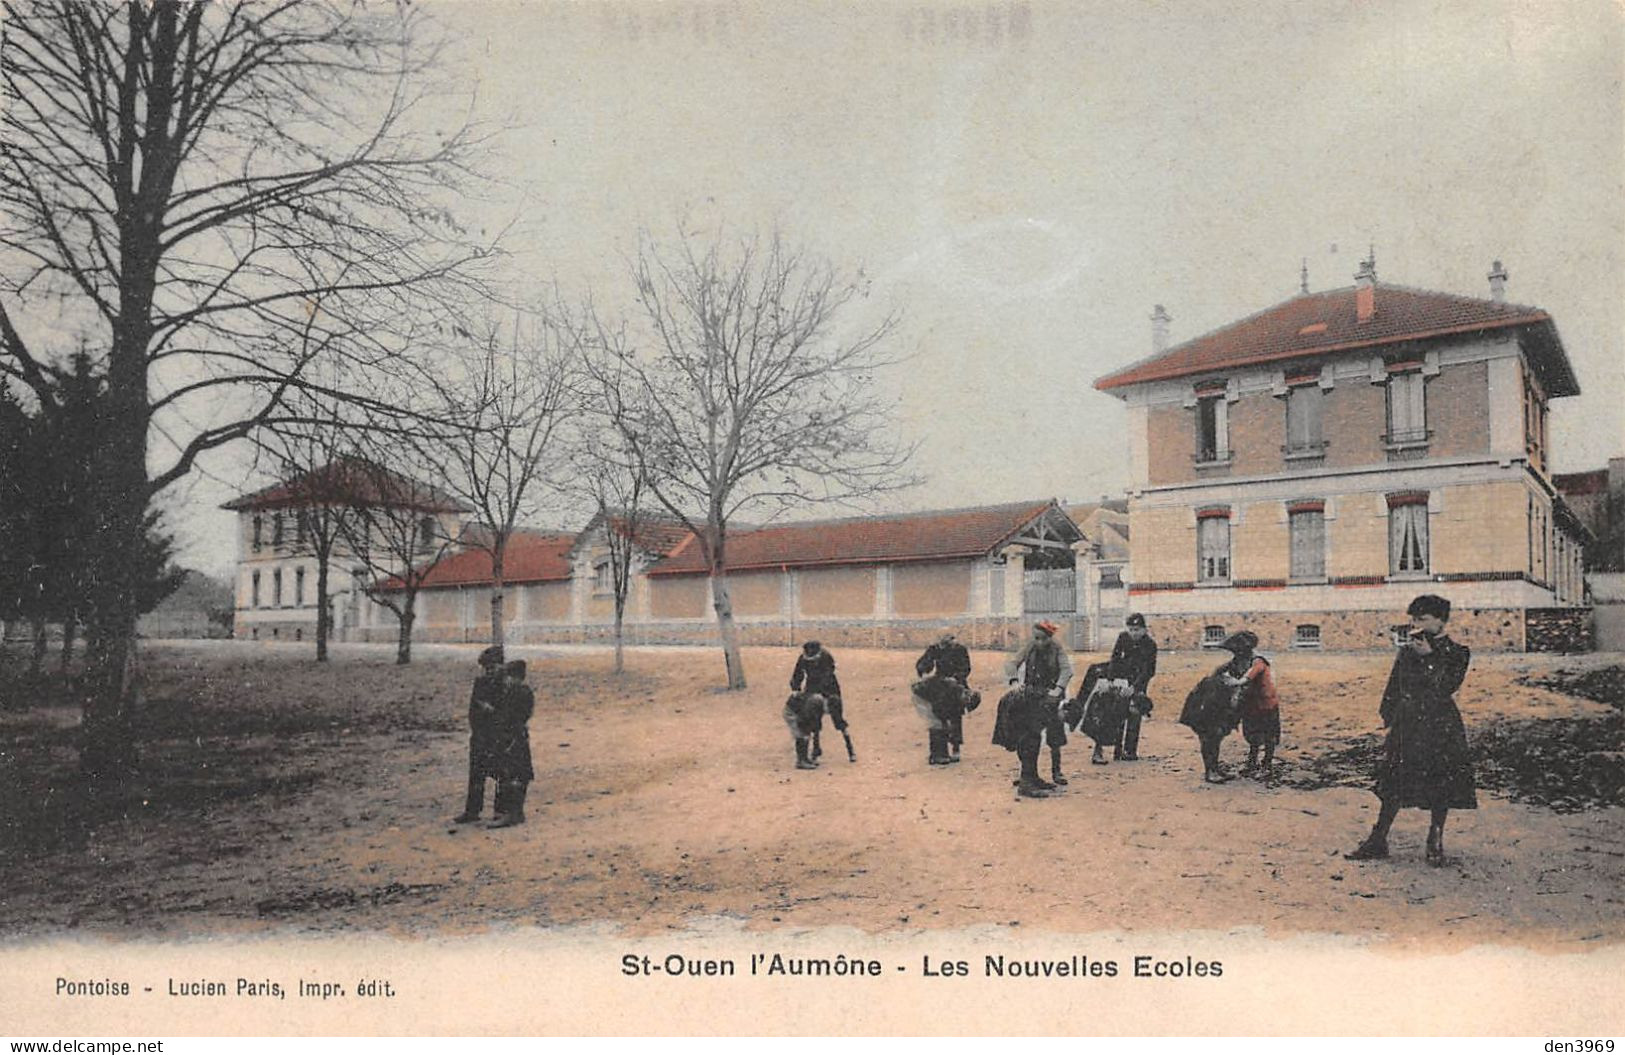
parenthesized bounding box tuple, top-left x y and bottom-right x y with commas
(1346, 595, 1475, 866)
(488, 660, 536, 829)
(454, 645, 506, 824)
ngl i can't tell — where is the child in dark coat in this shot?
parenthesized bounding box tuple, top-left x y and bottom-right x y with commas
(488, 659, 535, 829)
(791, 641, 855, 762)
(783, 691, 828, 770)
(1346, 594, 1475, 867)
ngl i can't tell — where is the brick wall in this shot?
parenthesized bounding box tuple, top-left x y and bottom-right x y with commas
(1131, 506, 1196, 584)
(892, 561, 974, 616)
(1326, 495, 1387, 579)
(1434, 480, 1528, 576)
(1228, 391, 1280, 477)
(1147, 404, 1192, 486)
(1234, 500, 1289, 581)
(1525, 607, 1594, 653)
(1323, 381, 1386, 468)
(1428, 360, 1492, 459)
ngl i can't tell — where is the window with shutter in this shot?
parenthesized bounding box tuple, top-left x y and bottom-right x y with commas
(1385, 372, 1428, 447)
(1284, 385, 1326, 458)
(1289, 509, 1326, 580)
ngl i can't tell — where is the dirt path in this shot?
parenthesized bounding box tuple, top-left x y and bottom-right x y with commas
(1, 643, 1621, 949)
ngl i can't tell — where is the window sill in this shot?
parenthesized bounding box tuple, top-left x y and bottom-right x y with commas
(1193, 457, 1233, 470)
(1387, 572, 1433, 583)
(1288, 577, 1329, 586)
(1195, 580, 1232, 589)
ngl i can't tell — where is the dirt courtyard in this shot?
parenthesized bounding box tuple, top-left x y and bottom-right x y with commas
(1, 640, 1622, 949)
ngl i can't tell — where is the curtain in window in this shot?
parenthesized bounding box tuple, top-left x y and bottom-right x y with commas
(1389, 503, 1429, 574)
(1198, 516, 1230, 581)
(1289, 510, 1325, 578)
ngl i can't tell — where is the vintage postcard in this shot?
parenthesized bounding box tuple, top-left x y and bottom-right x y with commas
(1, 0, 1622, 1038)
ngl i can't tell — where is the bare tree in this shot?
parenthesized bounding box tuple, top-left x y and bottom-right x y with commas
(416, 313, 576, 648)
(574, 429, 654, 676)
(0, 2, 497, 782)
(332, 443, 465, 666)
(575, 227, 917, 690)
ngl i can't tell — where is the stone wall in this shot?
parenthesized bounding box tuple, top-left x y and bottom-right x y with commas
(1137, 606, 1527, 653)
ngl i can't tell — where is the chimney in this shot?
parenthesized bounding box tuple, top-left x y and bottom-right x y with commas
(1354, 250, 1377, 324)
(1488, 259, 1508, 302)
(1151, 304, 1171, 354)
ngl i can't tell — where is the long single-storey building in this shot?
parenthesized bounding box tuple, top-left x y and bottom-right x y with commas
(338, 499, 1091, 649)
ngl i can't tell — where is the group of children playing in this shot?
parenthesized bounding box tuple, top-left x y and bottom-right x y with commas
(452, 595, 1468, 868)
(779, 616, 1286, 792)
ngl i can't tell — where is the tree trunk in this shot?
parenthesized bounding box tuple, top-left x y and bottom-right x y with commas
(489, 545, 506, 648)
(709, 565, 746, 689)
(396, 600, 415, 665)
(314, 549, 330, 662)
(60, 617, 78, 674)
(613, 596, 626, 675)
(29, 616, 47, 678)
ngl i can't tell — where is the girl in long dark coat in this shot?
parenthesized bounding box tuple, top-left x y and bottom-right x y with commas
(1178, 630, 1255, 783)
(1346, 595, 1475, 866)
(489, 660, 536, 829)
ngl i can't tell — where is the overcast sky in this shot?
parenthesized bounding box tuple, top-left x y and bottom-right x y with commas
(170, 0, 1625, 578)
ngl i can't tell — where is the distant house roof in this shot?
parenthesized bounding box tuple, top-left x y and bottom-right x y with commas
(1066, 503, 1130, 563)
(573, 509, 693, 559)
(1094, 283, 1578, 398)
(646, 499, 1080, 577)
(1554, 469, 1610, 497)
(382, 529, 576, 591)
(222, 457, 469, 514)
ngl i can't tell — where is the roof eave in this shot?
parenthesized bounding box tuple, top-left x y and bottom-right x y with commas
(1093, 314, 1552, 392)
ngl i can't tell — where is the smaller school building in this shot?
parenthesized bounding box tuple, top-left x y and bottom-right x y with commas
(340, 499, 1091, 650)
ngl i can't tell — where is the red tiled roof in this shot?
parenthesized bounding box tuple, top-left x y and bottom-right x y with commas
(645, 500, 1078, 576)
(222, 457, 469, 514)
(1094, 283, 1577, 396)
(383, 529, 576, 591)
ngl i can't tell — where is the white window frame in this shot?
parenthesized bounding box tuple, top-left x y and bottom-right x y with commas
(1195, 393, 1229, 464)
(1197, 515, 1231, 584)
(1388, 501, 1430, 577)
